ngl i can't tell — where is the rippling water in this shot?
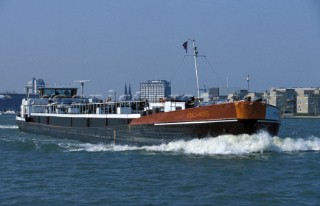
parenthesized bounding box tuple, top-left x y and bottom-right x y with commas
(0, 115, 319, 205)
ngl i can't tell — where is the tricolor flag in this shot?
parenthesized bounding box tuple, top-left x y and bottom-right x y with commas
(182, 41, 188, 53)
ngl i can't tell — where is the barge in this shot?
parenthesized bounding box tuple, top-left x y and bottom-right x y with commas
(16, 40, 281, 145)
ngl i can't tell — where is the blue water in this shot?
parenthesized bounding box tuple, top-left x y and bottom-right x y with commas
(0, 115, 319, 205)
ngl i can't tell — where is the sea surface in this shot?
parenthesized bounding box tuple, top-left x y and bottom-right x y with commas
(0, 115, 319, 206)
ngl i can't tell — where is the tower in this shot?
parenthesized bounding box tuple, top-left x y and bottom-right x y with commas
(140, 80, 171, 103)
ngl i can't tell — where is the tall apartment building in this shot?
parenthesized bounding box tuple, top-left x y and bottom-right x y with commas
(296, 88, 320, 115)
(140, 80, 171, 103)
(268, 88, 296, 114)
(267, 87, 320, 115)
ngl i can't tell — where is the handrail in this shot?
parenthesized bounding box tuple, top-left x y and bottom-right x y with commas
(30, 101, 145, 115)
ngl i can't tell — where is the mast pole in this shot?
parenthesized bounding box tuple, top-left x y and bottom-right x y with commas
(192, 40, 200, 98)
(80, 82, 84, 98)
(75, 80, 90, 98)
(247, 75, 250, 92)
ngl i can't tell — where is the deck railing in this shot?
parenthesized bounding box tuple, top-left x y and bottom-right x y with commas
(30, 101, 145, 115)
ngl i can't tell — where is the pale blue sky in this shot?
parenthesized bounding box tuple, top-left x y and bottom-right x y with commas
(0, 0, 320, 97)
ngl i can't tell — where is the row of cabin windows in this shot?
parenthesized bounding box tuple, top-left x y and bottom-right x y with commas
(40, 89, 77, 98)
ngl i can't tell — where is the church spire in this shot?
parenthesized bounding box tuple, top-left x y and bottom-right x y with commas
(124, 83, 128, 96)
(128, 84, 132, 100)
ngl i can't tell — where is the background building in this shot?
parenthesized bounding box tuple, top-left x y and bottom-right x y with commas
(296, 88, 320, 115)
(140, 80, 171, 103)
(267, 87, 320, 116)
(0, 78, 44, 112)
(201, 87, 248, 102)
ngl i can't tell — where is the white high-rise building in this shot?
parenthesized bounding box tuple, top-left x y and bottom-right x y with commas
(140, 80, 171, 103)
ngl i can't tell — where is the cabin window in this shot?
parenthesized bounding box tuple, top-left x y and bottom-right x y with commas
(43, 89, 55, 97)
(40, 88, 76, 98)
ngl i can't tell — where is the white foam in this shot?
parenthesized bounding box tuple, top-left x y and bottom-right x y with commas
(59, 132, 320, 155)
(0, 125, 18, 129)
(145, 133, 320, 154)
(59, 142, 140, 152)
(270, 136, 320, 152)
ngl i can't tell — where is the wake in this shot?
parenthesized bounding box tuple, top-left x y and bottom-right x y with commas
(0, 125, 18, 129)
(60, 132, 320, 155)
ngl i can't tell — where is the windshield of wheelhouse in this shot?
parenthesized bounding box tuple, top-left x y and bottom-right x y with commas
(39, 88, 77, 98)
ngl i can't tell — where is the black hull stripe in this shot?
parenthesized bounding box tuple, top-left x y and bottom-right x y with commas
(257, 120, 281, 123)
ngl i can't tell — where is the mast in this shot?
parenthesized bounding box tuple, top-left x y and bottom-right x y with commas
(192, 40, 200, 98)
(247, 75, 250, 92)
(75, 80, 90, 98)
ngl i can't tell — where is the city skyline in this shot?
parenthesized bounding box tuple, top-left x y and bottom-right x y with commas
(1, 1, 320, 96)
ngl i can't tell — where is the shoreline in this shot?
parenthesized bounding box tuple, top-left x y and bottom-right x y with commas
(282, 115, 320, 119)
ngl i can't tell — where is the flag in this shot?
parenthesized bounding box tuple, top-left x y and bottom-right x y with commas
(182, 41, 188, 53)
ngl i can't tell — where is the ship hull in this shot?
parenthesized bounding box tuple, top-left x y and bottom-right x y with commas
(16, 104, 280, 145)
(16, 119, 280, 145)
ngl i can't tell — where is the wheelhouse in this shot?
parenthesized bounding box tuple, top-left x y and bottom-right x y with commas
(39, 87, 78, 98)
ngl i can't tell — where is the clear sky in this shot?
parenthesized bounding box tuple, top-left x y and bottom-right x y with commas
(0, 0, 320, 97)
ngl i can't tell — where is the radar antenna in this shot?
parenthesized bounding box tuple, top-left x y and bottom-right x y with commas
(74, 80, 90, 98)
